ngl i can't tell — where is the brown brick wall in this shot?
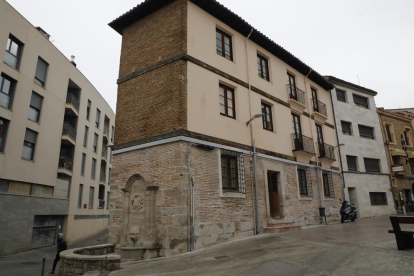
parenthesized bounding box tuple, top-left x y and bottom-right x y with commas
(118, 0, 187, 78)
(114, 60, 187, 145)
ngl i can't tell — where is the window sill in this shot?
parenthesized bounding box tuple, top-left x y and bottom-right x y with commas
(28, 118, 40, 125)
(359, 136, 375, 140)
(324, 197, 335, 201)
(0, 104, 12, 112)
(220, 192, 245, 199)
(217, 53, 235, 63)
(21, 158, 35, 162)
(33, 80, 46, 90)
(299, 196, 313, 201)
(258, 76, 271, 83)
(3, 61, 19, 72)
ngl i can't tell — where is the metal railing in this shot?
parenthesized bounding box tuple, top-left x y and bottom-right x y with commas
(287, 84, 307, 106)
(62, 124, 77, 141)
(66, 93, 80, 111)
(103, 125, 109, 138)
(100, 172, 106, 183)
(98, 200, 105, 209)
(317, 143, 336, 160)
(312, 98, 327, 117)
(291, 133, 315, 154)
(58, 156, 73, 171)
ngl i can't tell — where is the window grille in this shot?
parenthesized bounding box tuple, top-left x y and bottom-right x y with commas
(358, 125, 374, 139)
(336, 90, 346, 102)
(364, 158, 380, 173)
(323, 172, 334, 198)
(369, 192, 387, 205)
(298, 168, 312, 196)
(221, 149, 245, 194)
(353, 94, 368, 108)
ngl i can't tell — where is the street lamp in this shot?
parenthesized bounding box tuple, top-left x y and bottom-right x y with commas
(246, 114, 262, 235)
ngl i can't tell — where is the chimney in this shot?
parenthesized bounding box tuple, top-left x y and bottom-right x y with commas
(35, 27, 50, 40)
(71, 55, 77, 67)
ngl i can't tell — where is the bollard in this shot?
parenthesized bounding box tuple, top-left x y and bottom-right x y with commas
(41, 258, 45, 275)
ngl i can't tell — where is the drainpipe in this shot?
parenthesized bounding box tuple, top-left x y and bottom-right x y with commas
(329, 86, 346, 200)
(245, 28, 260, 235)
(303, 70, 323, 213)
(187, 144, 196, 251)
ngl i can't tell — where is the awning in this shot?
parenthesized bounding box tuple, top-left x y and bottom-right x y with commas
(407, 151, 414, 159)
(404, 126, 412, 131)
(390, 148, 407, 157)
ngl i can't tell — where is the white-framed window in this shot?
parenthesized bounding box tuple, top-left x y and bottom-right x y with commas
(218, 149, 245, 198)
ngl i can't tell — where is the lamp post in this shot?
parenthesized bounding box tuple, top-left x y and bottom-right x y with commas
(246, 114, 263, 235)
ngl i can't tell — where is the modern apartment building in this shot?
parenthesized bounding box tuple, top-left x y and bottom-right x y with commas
(0, 0, 115, 256)
(108, 0, 342, 258)
(378, 108, 414, 214)
(326, 76, 395, 218)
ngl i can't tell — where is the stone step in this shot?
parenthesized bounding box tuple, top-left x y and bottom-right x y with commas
(263, 225, 302, 234)
(267, 221, 294, 228)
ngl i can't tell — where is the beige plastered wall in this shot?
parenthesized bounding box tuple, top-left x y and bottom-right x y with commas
(0, 0, 114, 241)
(186, 2, 338, 169)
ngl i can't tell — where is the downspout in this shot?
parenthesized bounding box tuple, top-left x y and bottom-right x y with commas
(188, 143, 196, 251)
(329, 86, 346, 200)
(245, 28, 260, 235)
(303, 70, 323, 211)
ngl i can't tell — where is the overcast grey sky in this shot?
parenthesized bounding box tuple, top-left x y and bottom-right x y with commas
(6, 0, 414, 112)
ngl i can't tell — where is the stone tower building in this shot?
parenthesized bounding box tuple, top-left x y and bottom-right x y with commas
(108, 0, 343, 258)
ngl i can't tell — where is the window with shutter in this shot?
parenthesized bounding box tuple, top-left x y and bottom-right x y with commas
(353, 94, 369, 108)
(364, 158, 381, 173)
(341, 121, 352, 135)
(34, 57, 48, 87)
(0, 73, 16, 109)
(358, 125, 375, 139)
(28, 92, 43, 122)
(0, 118, 9, 152)
(4, 35, 23, 69)
(346, 156, 358, 171)
(336, 90, 346, 102)
(78, 184, 83, 208)
(89, 187, 94, 208)
(22, 128, 37, 160)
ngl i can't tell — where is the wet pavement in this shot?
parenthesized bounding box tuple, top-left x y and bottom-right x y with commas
(109, 216, 414, 276)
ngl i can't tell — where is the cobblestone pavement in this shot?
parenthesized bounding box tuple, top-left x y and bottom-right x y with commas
(108, 216, 414, 276)
(0, 229, 108, 276)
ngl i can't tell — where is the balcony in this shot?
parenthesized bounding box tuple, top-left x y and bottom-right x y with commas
(61, 124, 77, 145)
(287, 84, 307, 113)
(392, 164, 405, 175)
(103, 127, 109, 141)
(65, 93, 80, 117)
(58, 156, 73, 176)
(101, 147, 107, 161)
(318, 143, 336, 160)
(98, 199, 105, 209)
(100, 173, 106, 184)
(312, 98, 328, 123)
(291, 134, 315, 154)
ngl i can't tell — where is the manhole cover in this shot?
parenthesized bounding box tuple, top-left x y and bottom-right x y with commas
(214, 256, 229, 259)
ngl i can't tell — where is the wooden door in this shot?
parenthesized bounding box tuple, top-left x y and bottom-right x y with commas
(312, 88, 319, 112)
(316, 124, 325, 157)
(268, 171, 281, 218)
(288, 73, 297, 100)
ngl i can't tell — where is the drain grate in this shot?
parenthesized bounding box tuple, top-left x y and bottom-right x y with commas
(214, 255, 229, 260)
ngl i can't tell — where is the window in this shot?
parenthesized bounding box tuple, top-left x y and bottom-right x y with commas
(298, 169, 308, 195)
(89, 187, 94, 208)
(392, 155, 402, 166)
(261, 102, 273, 131)
(369, 192, 387, 206)
(78, 184, 83, 208)
(322, 173, 331, 197)
(91, 158, 96, 179)
(404, 129, 412, 147)
(0, 73, 16, 109)
(221, 149, 245, 194)
(336, 90, 346, 102)
(34, 57, 48, 87)
(93, 133, 98, 153)
(95, 109, 100, 128)
(341, 121, 352, 135)
(410, 159, 414, 175)
(219, 84, 236, 119)
(0, 179, 9, 192)
(81, 153, 86, 176)
(287, 73, 297, 99)
(107, 191, 110, 209)
(86, 100, 91, 120)
(28, 92, 43, 122)
(4, 35, 23, 69)
(358, 125, 374, 139)
(108, 168, 111, 184)
(22, 128, 37, 160)
(353, 94, 368, 108)
(0, 118, 9, 152)
(216, 29, 233, 61)
(98, 185, 105, 208)
(364, 158, 381, 173)
(83, 126, 88, 147)
(385, 124, 395, 143)
(346, 155, 358, 171)
(257, 54, 269, 81)
(111, 126, 114, 142)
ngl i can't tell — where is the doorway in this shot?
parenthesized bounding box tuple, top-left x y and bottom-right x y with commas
(267, 171, 281, 218)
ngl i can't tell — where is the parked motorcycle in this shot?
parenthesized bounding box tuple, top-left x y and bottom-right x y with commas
(339, 199, 357, 223)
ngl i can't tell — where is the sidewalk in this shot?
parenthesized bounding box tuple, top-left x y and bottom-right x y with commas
(0, 228, 108, 276)
(108, 216, 414, 276)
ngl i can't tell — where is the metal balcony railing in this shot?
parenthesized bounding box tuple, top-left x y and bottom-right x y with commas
(62, 124, 77, 141)
(100, 172, 106, 183)
(318, 143, 336, 160)
(312, 98, 327, 117)
(58, 156, 73, 171)
(287, 84, 307, 106)
(66, 93, 80, 111)
(98, 200, 105, 209)
(291, 133, 315, 154)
